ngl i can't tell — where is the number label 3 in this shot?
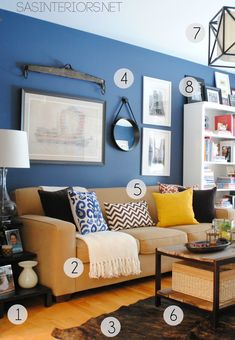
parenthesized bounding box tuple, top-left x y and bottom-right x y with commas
(101, 317, 121, 337)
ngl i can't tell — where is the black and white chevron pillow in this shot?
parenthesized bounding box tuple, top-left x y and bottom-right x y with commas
(104, 201, 154, 231)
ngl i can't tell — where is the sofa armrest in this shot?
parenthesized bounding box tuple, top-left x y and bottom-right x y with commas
(215, 208, 235, 221)
(20, 215, 76, 297)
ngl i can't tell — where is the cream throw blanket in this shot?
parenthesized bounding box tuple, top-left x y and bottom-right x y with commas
(76, 231, 141, 279)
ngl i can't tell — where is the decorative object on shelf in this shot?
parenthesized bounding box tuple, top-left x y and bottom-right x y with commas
(112, 97, 140, 151)
(143, 76, 171, 127)
(21, 89, 105, 165)
(208, 6, 235, 68)
(215, 72, 231, 105)
(5, 229, 23, 254)
(229, 94, 235, 107)
(1, 245, 13, 257)
(231, 88, 235, 96)
(18, 261, 38, 289)
(0, 264, 15, 296)
(185, 75, 205, 103)
(23, 64, 106, 95)
(204, 86, 222, 104)
(214, 114, 234, 136)
(141, 128, 171, 176)
(0, 130, 29, 224)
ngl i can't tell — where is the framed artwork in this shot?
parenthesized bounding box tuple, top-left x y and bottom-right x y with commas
(0, 265, 15, 296)
(204, 86, 222, 104)
(141, 128, 171, 176)
(231, 88, 235, 96)
(185, 75, 205, 103)
(215, 72, 231, 105)
(21, 89, 105, 164)
(5, 229, 23, 254)
(143, 76, 171, 127)
(229, 94, 235, 107)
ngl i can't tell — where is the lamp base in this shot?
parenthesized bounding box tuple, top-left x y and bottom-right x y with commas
(0, 168, 16, 223)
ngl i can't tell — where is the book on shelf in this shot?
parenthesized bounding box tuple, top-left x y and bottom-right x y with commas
(216, 176, 235, 189)
(204, 137, 220, 162)
(214, 114, 234, 136)
(203, 166, 215, 188)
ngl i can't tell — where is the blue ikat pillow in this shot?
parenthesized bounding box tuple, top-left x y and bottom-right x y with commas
(68, 189, 108, 235)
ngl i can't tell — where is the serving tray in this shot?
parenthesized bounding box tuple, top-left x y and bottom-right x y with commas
(185, 239, 231, 253)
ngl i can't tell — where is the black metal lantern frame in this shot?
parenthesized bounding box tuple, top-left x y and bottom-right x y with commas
(209, 6, 235, 68)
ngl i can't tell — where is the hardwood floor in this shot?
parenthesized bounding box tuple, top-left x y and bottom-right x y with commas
(0, 276, 171, 340)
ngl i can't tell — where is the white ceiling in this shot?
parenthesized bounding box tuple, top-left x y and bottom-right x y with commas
(1, 0, 235, 72)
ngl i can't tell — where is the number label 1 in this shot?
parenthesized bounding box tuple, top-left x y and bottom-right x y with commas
(100, 317, 121, 337)
(126, 179, 146, 199)
(163, 305, 184, 326)
(114, 68, 134, 89)
(7, 304, 28, 325)
(63, 258, 84, 278)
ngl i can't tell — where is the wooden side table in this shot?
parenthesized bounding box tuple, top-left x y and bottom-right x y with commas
(0, 251, 52, 318)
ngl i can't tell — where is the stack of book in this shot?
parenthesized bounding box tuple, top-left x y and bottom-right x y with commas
(203, 166, 215, 188)
(216, 176, 235, 189)
(215, 197, 233, 209)
(204, 138, 220, 162)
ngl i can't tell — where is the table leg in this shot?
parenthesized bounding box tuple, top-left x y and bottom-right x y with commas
(155, 250, 161, 306)
(212, 262, 220, 328)
(0, 302, 4, 319)
(45, 290, 53, 307)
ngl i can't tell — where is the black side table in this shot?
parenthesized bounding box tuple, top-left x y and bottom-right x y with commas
(0, 251, 52, 318)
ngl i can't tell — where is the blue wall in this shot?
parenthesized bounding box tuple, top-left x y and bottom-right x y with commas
(1, 9, 235, 190)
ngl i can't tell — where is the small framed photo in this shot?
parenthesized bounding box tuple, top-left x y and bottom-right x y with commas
(5, 229, 23, 254)
(141, 127, 171, 176)
(0, 265, 15, 296)
(185, 75, 205, 103)
(215, 72, 231, 104)
(204, 86, 222, 104)
(229, 94, 235, 107)
(143, 76, 171, 127)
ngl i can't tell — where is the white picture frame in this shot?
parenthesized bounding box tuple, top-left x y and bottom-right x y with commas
(21, 89, 105, 164)
(143, 76, 171, 127)
(215, 72, 231, 105)
(141, 128, 171, 176)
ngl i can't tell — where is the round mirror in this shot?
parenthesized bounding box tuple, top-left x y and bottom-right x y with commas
(112, 118, 140, 151)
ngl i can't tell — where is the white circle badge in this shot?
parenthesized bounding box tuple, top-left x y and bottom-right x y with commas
(64, 258, 84, 278)
(163, 305, 184, 326)
(100, 317, 121, 337)
(114, 68, 134, 89)
(186, 23, 205, 43)
(126, 179, 146, 199)
(7, 304, 28, 325)
(179, 77, 201, 98)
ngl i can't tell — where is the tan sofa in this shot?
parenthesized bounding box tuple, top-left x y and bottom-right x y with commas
(14, 185, 233, 300)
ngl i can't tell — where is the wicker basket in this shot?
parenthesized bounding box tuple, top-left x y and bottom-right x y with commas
(172, 261, 235, 303)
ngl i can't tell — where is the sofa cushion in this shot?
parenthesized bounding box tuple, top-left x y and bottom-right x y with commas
(170, 223, 211, 242)
(153, 189, 198, 227)
(38, 188, 75, 224)
(76, 233, 140, 264)
(104, 201, 154, 231)
(68, 190, 108, 234)
(178, 187, 216, 223)
(121, 226, 188, 255)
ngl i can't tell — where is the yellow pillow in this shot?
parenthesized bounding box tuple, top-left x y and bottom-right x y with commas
(152, 188, 198, 227)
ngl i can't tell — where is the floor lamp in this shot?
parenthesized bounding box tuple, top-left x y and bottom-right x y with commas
(0, 129, 30, 224)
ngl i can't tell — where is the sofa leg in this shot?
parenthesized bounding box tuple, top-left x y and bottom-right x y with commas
(54, 294, 72, 303)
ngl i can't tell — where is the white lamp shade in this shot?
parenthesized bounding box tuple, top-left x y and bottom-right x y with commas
(0, 129, 30, 168)
(218, 11, 235, 61)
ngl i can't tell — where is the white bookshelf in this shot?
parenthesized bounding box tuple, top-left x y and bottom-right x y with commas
(183, 102, 235, 194)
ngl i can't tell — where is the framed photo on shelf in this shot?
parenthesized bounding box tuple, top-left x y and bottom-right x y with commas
(5, 229, 23, 254)
(21, 89, 105, 165)
(204, 86, 222, 104)
(185, 75, 205, 103)
(215, 72, 231, 105)
(0, 265, 15, 296)
(141, 127, 171, 176)
(229, 94, 235, 107)
(142, 76, 171, 127)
